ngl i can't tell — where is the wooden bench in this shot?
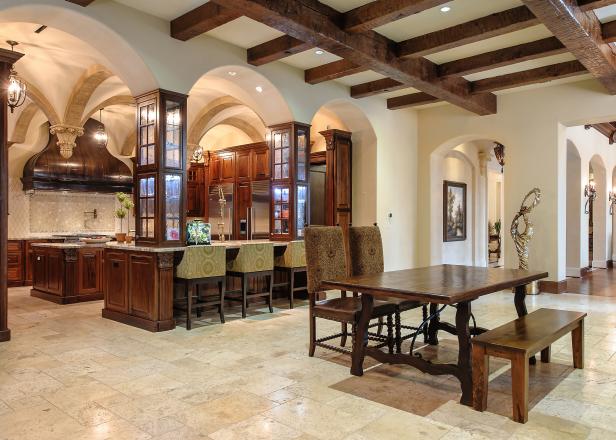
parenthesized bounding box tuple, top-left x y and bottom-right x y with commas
(471, 308, 586, 423)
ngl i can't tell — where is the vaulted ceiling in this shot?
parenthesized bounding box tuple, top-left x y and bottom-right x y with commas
(69, 0, 616, 115)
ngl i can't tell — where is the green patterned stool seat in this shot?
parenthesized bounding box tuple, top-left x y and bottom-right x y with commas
(176, 245, 226, 279)
(275, 240, 306, 269)
(227, 243, 274, 273)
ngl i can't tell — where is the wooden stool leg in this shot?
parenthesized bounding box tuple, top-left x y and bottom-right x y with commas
(268, 271, 274, 313)
(540, 346, 551, 363)
(195, 283, 202, 318)
(472, 344, 489, 411)
(289, 269, 295, 309)
(309, 308, 316, 357)
(572, 320, 584, 369)
(241, 274, 248, 318)
(186, 281, 193, 331)
(219, 279, 226, 324)
(511, 353, 529, 423)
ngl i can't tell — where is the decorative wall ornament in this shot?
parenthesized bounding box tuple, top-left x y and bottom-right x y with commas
(493, 142, 505, 173)
(510, 188, 542, 270)
(443, 180, 467, 242)
(584, 178, 597, 215)
(610, 189, 616, 216)
(49, 124, 84, 159)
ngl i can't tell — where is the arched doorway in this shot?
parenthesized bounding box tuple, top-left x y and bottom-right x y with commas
(589, 155, 608, 268)
(566, 141, 583, 276)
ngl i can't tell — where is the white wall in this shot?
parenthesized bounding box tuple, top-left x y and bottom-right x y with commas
(566, 142, 582, 276)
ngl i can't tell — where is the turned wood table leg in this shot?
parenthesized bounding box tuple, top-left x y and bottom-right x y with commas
(514, 285, 536, 365)
(351, 293, 374, 376)
(456, 301, 473, 406)
(427, 303, 440, 345)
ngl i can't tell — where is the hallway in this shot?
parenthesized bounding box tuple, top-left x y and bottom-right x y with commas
(567, 268, 616, 296)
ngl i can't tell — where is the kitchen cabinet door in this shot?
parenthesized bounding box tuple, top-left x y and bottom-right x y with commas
(32, 249, 47, 291)
(78, 248, 102, 295)
(104, 251, 129, 313)
(7, 240, 23, 286)
(128, 253, 156, 320)
(46, 249, 63, 295)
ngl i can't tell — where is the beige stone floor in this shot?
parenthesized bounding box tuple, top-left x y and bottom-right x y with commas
(2, 287, 616, 439)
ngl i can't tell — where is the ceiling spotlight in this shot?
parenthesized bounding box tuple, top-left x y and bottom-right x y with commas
(315, 50, 324, 55)
(440, 6, 451, 12)
(228, 71, 237, 76)
(255, 86, 263, 93)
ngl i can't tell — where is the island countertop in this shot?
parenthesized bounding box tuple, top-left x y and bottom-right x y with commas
(31, 242, 108, 249)
(104, 239, 289, 253)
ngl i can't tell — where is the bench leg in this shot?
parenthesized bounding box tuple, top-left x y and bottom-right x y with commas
(472, 344, 489, 412)
(511, 353, 529, 423)
(572, 320, 584, 369)
(540, 346, 551, 363)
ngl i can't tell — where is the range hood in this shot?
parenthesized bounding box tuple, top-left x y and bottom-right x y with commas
(21, 118, 133, 193)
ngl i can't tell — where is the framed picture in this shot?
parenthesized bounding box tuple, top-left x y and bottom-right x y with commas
(443, 180, 467, 242)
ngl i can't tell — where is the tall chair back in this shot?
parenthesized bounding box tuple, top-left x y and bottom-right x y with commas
(349, 225, 384, 276)
(304, 226, 347, 295)
(227, 242, 274, 273)
(176, 245, 226, 279)
(275, 240, 306, 268)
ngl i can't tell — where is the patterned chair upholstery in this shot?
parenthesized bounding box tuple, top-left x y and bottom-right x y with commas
(174, 245, 227, 329)
(226, 243, 275, 318)
(304, 226, 396, 357)
(349, 225, 427, 353)
(275, 240, 306, 268)
(227, 243, 274, 273)
(176, 245, 226, 279)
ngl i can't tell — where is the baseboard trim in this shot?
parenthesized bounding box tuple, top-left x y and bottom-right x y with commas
(538, 279, 568, 294)
(608, 260, 614, 268)
(592, 260, 608, 269)
(566, 267, 581, 278)
(581, 266, 591, 277)
(0, 328, 10, 342)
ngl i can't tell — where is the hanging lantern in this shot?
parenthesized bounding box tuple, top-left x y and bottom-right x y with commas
(493, 142, 505, 173)
(6, 41, 26, 113)
(93, 108, 108, 148)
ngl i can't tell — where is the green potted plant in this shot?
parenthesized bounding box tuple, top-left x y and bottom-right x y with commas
(114, 192, 134, 243)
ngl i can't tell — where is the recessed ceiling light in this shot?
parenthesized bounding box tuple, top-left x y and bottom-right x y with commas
(228, 71, 237, 76)
(315, 50, 324, 55)
(440, 6, 451, 12)
(255, 86, 263, 93)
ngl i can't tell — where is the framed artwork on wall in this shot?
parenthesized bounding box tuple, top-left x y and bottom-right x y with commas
(443, 180, 467, 242)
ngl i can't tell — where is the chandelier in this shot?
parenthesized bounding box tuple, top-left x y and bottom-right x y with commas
(493, 142, 505, 173)
(93, 108, 108, 147)
(6, 40, 26, 113)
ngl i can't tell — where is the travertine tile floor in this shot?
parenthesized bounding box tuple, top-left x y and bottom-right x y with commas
(2, 286, 616, 439)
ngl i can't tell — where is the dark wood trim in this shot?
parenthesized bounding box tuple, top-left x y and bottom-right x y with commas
(342, 0, 450, 33)
(102, 308, 175, 332)
(607, 260, 613, 268)
(0, 48, 23, 343)
(397, 6, 538, 57)
(305, 60, 367, 85)
(248, 36, 311, 65)
(30, 289, 103, 304)
(310, 151, 327, 165)
(387, 92, 440, 110)
(351, 78, 405, 99)
(65, 0, 95, 5)
(171, 3, 241, 41)
(522, 0, 616, 94)
(211, 0, 496, 116)
(581, 266, 592, 278)
(538, 279, 568, 294)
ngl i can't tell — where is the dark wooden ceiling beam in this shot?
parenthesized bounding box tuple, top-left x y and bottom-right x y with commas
(578, 0, 616, 11)
(586, 122, 616, 143)
(439, 36, 567, 77)
(351, 78, 405, 98)
(389, 60, 587, 109)
(305, 60, 368, 84)
(472, 60, 587, 93)
(602, 19, 616, 42)
(521, 0, 616, 94)
(65, 0, 95, 5)
(397, 6, 539, 58)
(171, 3, 241, 41)
(248, 36, 312, 65)
(210, 0, 496, 115)
(343, 0, 451, 33)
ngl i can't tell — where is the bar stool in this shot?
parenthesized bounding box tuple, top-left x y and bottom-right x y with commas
(226, 243, 274, 318)
(274, 240, 307, 309)
(174, 245, 227, 330)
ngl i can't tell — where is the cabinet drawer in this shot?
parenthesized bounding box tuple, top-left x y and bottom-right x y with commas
(7, 241, 22, 252)
(7, 252, 21, 266)
(7, 266, 22, 282)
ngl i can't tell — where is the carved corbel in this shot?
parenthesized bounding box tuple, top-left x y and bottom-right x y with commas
(50, 124, 84, 159)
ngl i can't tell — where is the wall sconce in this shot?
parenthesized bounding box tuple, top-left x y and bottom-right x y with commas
(584, 179, 597, 214)
(610, 188, 616, 215)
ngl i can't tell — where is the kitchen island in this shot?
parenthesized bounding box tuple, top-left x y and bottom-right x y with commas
(30, 242, 105, 304)
(102, 241, 290, 332)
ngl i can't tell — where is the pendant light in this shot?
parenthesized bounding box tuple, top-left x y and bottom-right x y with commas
(6, 40, 26, 113)
(93, 108, 108, 147)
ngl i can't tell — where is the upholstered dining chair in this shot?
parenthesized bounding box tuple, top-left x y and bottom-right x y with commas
(349, 225, 428, 353)
(174, 245, 227, 329)
(226, 242, 274, 318)
(304, 226, 396, 357)
(274, 240, 307, 309)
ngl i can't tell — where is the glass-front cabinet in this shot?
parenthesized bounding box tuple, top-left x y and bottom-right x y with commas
(268, 122, 310, 241)
(135, 90, 187, 246)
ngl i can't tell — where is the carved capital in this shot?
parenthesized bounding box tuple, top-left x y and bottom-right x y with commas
(50, 124, 85, 159)
(478, 151, 491, 177)
(158, 252, 175, 269)
(63, 248, 78, 262)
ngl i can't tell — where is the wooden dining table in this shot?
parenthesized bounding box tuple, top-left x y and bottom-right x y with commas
(320, 264, 548, 406)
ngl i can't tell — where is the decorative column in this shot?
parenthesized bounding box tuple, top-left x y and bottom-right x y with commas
(320, 129, 352, 229)
(1, 48, 24, 342)
(49, 124, 84, 159)
(477, 150, 490, 266)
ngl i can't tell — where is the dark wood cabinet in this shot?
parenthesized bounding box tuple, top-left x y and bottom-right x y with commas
(236, 150, 251, 181)
(321, 129, 353, 229)
(104, 251, 128, 313)
(221, 153, 235, 182)
(253, 148, 270, 180)
(187, 162, 205, 217)
(32, 248, 47, 291)
(78, 248, 102, 295)
(209, 154, 221, 183)
(128, 253, 156, 320)
(7, 240, 23, 287)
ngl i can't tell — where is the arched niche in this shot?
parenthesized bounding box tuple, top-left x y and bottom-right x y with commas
(589, 154, 608, 268)
(566, 140, 583, 276)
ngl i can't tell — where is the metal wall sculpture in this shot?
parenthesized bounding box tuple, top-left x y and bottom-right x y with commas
(510, 188, 542, 270)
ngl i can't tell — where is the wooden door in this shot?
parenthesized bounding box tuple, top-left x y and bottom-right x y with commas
(104, 250, 128, 313)
(252, 149, 270, 180)
(128, 253, 156, 320)
(46, 249, 63, 295)
(78, 248, 102, 295)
